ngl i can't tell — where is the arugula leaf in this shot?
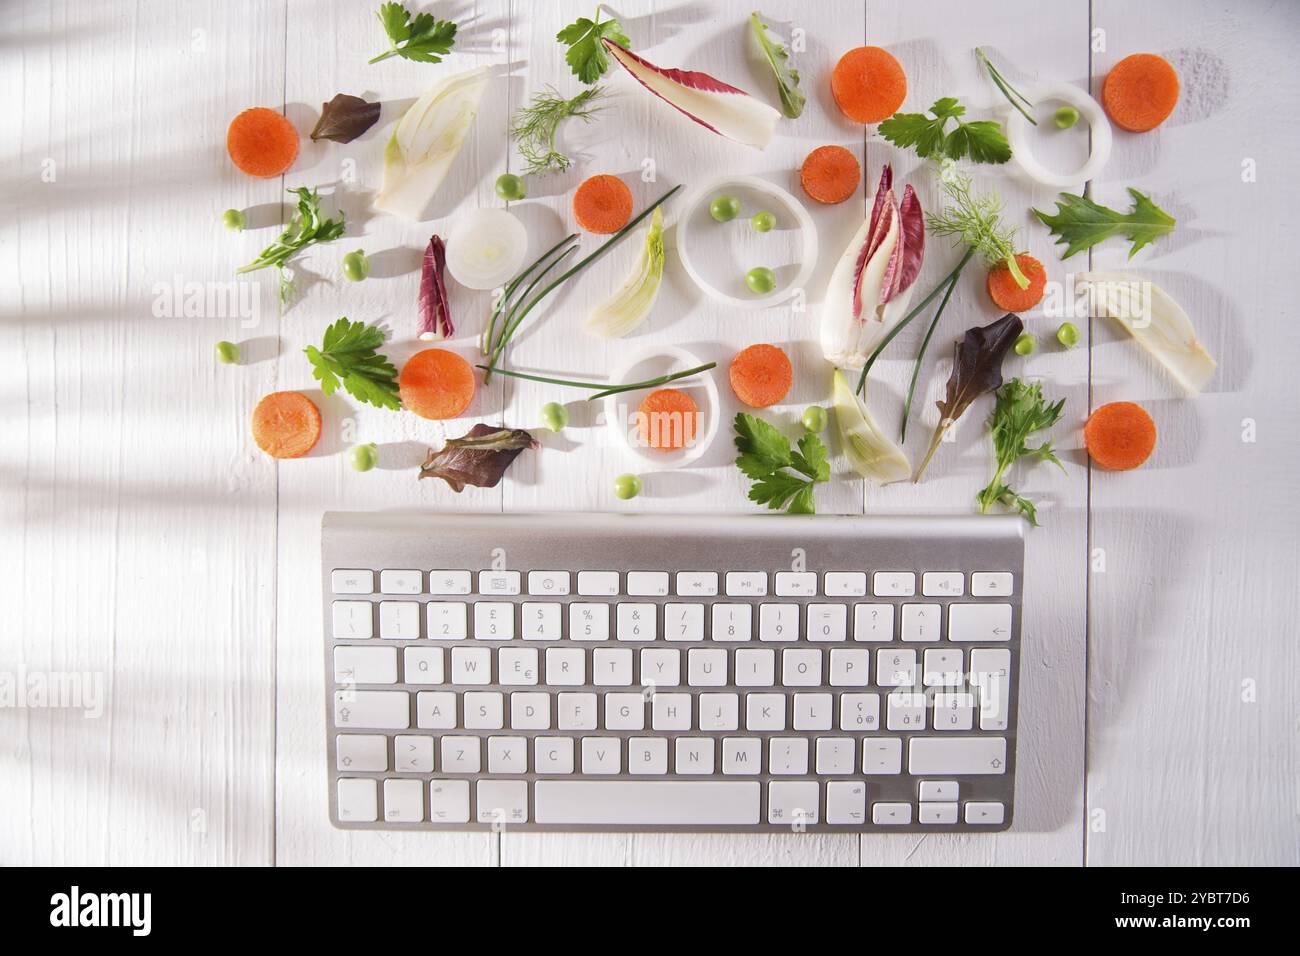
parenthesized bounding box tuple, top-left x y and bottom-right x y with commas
(304, 318, 401, 411)
(557, 7, 630, 84)
(1033, 188, 1175, 260)
(750, 12, 805, 118)
(879, 97, 1011, 165)
(370, 2, 457, 65)
(734, 413, 828, 514)
(975, 378, 1065, 526)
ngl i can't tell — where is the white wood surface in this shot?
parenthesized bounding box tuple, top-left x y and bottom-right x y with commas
(3, 0, 1296, 866)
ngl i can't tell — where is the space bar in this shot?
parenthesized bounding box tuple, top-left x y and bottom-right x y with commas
(534, 781, 762, 825)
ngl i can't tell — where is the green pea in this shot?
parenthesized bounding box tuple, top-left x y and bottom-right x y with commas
(349, 443, 378, 472)
(342, 250, 370, 282)
(1014, 333, 1036, 356)
(222, 208, 246, 231)
(1056, 321, 1080, 349)
(751, 210, 776, 233)
(541, 401, 569, 432)
(613, 473, 642, 500)
(801, 405, 828, 433)
(1054, 106, 1080, 129)
(745, 266, 776, 294)
(495, 173, 526, 201)
(709, 195, 740, 222)
(214, 340, 240, 364)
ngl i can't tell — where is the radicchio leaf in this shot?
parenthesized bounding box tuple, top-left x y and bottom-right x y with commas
(310, 94, 382, 144)
(895, 184, 926, 295)
(866, 165, 893, 242)
(418, 235, 452, 340)
(852, 191, 897, 320)
(418, 424, 538, 492)
(914, 313, 1023, 481)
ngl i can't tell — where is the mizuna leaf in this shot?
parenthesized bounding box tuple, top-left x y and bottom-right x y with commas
(311, 94, 382, 143)
(1033, 187, 1176, 259)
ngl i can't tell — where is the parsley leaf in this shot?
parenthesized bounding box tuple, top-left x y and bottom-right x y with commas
(557, 7, 630, 84)
(975, 378, 1065, 526)
(1033, 188, 1176, 259)
(879, 97, 1011, 165)
(734, 413, 828, 514)
(370, 2, 457, 65)
(304, 318, 401, 411)
(236, 187, 345, 304)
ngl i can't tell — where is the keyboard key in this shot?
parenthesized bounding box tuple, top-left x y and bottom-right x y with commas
(839, 693, 880, 731)
(487, 736, 527, 773)
(428, 779, 470, 823)
(428, 570, 472, 595)
(872, 802, 912, 825)
(675, 737, 715, 774)
(617, 603, 657, 641)
(545, 647, 585, 685)
(334, 690, 409, 729)
(605, 693, 645, 730)
(853, 603, 894, 642)
(498, 647, 539, 685)
(557, 692, 597, 731)
(336, 734, 388, 772)
(745, 693, 785, 731)
(774, 572, 817, 596)
(415, 691, 455, 729)
(970, 648, 1012, 731)
(675, 571, 718, 596)
(581, 737, 622, 774)
(337, 778, 378, 822)
(826, 781, 868, 824)
(464, 691, 504, 730)
(768, 737, 809, 774)
(440, 735, 481, 773)
(824, 571, 867, 597)
(384, 779, 424, 822)
(919, 781, 959, 802)
(331, 569, 373, 594)
(698, 693, 738, 731)
(725, 571, 767, 597)
(380, 569, 422, 594)
(427, 601, 467, 640)
(807, 603, 848, 642)
(379, 601, 420, 639)
(478, 570, 520, 595)
(477, 780, 528, 824)
(569, 603, 610, 641)
(688, 648, 727, 686)
(473, 602, 514, 640)
(735, 648, 775, 687)
(527, 570, 570, 595)
(393, 735, 434, 772)
(758, 603, 798, 642)
(332, 601, 373, 640)
(333, 646, 397, 684)
(651, 693, 691, 730)
(919, 802, 959, 825)
(534, 781, 761, 825)
(593, 647, 633, 686)
(876, 649, 917, 687)
(664, 603, 705, 641)
(520, 602, 562, 640)
(971, 572, 1014, 596)
(792, 692, 832, 730)
(534, 736, 575, 773)
(908, 737, 1007, 775)
(829, 648, 870, 686)
(922, 648, 963, 687)
(768, 781, 818, 825)
(451, 646, 491, 684)
(404, 647, 444, 684)
(887, 690, 927, 730)
(815, 737, 856, 775)
(628, 737, 668, 774)
(640, 648, 680, 687)
(933, 692, 975, 731)
(510, 692, 551, 730)
(781, 648, 822, 686)
(948, 603, 1012, 642)
(711, 604, 752, 642)
(722, 738, 761, 774)
(901, 603, 941, 642)
(577, 570, 619, 596)
(627, 571, 670, 596)
(965, 801, 1005, 825)
(922, 571, 964, 597)
(863, 738, 902, 774)
(873, 571, 915, 596)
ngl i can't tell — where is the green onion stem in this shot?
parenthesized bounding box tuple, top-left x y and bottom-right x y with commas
(483, 233, 579, 356)
(483, 245, 578, 381)
(976, 48, 1037, 126)
(899, 266, 964, 442)
(475, 362, 716, 401)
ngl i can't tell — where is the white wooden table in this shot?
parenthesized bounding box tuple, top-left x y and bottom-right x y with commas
(4, 0, 1297, 866)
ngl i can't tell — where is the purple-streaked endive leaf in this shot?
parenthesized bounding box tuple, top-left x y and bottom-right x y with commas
(895, 185, 926, 295)
(419, 235, 452, 340)
(867, 165, 892, 240)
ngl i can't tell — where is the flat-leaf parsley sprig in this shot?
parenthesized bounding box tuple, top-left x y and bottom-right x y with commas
(556, 6, 630, 84)
(734, 413, 830, 515)
(880, 96, 1011, 165)
(305, 318, 402, 411)
(369, 2, 457, 65)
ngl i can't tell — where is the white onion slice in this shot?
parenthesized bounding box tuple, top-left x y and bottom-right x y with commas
(445, 209, 528, 290)
(1007, 83, 1112, 189)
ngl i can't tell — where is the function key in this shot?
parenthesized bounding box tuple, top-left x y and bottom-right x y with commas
(478, 570, 521, 595)
(921, 571, 964, 597)
(676, 571, 719, 596)
(725, 572, 767, 597)
(873, 571, 915, 597)
(429, 570, 472, 595)
(331, 569, 374, 594)
(774, 572, 817, 596)
(627, 571, 670, 596)
(380, 569, 422, 594)
(577, 570, 620, 596)
(824, 571, 867, 597)
(971, 572, 1014, 596)
(527, 570, 571, 595)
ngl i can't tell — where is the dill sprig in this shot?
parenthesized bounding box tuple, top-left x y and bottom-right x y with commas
(926, 161, 1027, 287)
(509, 86, 605, 175)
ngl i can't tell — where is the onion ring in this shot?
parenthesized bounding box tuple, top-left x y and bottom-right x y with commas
(1007, 83, 1112, 189)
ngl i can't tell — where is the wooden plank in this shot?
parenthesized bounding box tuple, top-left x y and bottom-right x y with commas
(0, 0, 283, 864)
(1085, 0, 1300, 865)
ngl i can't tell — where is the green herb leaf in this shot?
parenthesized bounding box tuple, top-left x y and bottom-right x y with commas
(880, 97, 1011, 165)
(734, 413, 828, 514)
(371, 2, 457, 64)
(750, 12, 805, 118)
(975, 378, 1066, 526)
(236, 188, 346, 303)
(1033, 188, 1176, 260)
(557, 8, 630, 84)
(304, 318, 401, 411)
(509, 85, 605, 175)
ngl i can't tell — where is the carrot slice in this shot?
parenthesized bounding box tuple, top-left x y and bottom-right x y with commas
(831, 46, 907, 124)
(227, 107, 300, 178)
(572, 175, 633, 234)
(729, 343, 793, 408)
(986, 255, 1047, 313)
(800, 145, 861, 205)
(637, 388, 700, 451)
(252, 391, 321, 459)
(1084, 402, 1157, 471)
(399, 349, 477, 420)
(1102, 54, 1179, 132)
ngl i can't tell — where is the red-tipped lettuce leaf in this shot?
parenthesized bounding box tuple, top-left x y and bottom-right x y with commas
(418, 425, 538, 492)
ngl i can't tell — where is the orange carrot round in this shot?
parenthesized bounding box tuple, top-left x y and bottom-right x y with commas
(637, 388, 700, 451)
(1084, 402, 1156, 471)
(800, 145, 861, 204)
(252, 391, 321, 459)
(987, 254, 1047, 313)
(399, 349, 477, 420)
(831, 46, 907, 124)
(227, 107, 300, 178)
(1102, 54, 1179, 132)
(729, 344, 793, 408)
(572, 175, 633, 234)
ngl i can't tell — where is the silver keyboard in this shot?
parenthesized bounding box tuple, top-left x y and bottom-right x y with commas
(322, 512, 1024, 832)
